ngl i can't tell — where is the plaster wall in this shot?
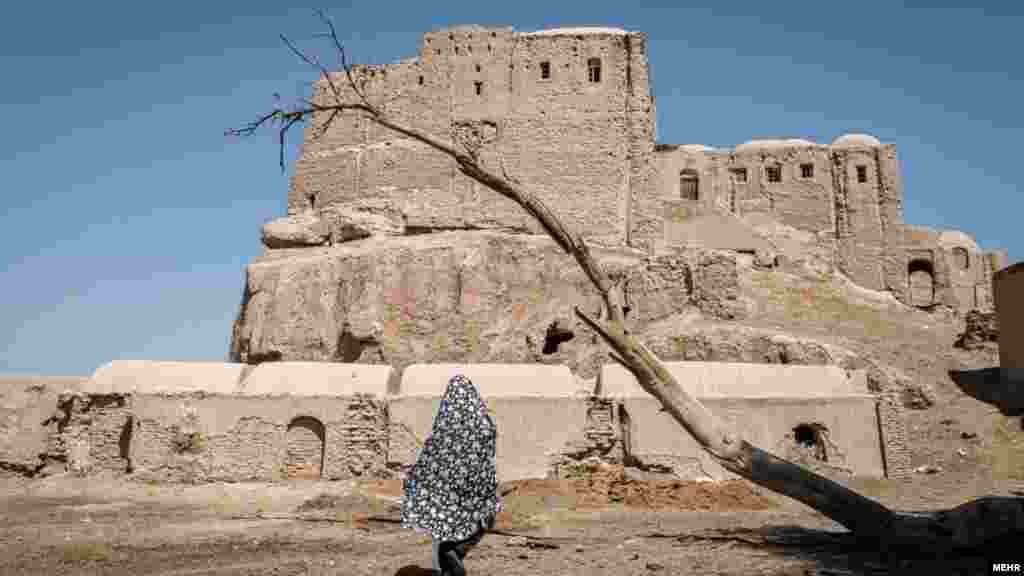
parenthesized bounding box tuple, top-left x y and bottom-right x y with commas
(617, 396, 885, 480)
(600, 362, 868, 398)
(388, 395, 591, 482)
(128, 394, 388, 483)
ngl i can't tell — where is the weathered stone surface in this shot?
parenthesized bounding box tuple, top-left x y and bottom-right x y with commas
(0, 376, 85, 476)
(230, 231, 740, 380)
(261, 212, 328, 249)
(321, 202, 404, 243)
(955, 310, 999, 350)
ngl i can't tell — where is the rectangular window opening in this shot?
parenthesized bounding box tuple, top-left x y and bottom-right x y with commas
(856, 165, 868, 183)
(540, 61, 551, 80)
(474, 81, 483, 96)
(800, 163, 814, 179)
(587, 58, 602, 83)
(731, 167, 748, 183)
(766, 165, 782, 183)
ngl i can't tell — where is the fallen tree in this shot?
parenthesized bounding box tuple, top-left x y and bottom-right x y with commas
(227, 11, 1022, 552)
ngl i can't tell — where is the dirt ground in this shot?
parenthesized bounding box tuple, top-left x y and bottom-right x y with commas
(1, 469, 1021, 576)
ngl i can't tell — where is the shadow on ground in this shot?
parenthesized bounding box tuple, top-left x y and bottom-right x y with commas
(949, 368, 1024, 416)
(652, 524, 1022, 575)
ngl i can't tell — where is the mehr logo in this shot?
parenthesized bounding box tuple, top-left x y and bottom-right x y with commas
(992, 563, 1022, 573)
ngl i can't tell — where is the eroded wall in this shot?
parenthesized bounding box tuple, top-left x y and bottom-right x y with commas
(292, 27, 655, 250)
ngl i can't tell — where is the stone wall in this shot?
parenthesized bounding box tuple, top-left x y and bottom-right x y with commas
(0, 375, 85, 477)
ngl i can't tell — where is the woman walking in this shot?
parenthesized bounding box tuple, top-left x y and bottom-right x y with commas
(401, 374, 502, 576)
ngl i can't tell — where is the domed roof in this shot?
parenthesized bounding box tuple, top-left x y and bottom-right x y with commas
(832, 133, 881, 148)
(734, 138, 815, 152)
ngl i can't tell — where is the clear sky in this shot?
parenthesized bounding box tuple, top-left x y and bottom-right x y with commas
(2, 1, 1021, 376)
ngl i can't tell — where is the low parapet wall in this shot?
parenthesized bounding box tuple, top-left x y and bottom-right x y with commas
(5, 360, 895, 483)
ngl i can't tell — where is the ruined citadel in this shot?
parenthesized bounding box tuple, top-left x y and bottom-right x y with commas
(1, 26, 1019, 488)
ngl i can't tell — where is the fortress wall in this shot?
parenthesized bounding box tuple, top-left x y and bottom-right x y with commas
(904, 225, 992, 310)
(834, 148, 886, 291)
(290, 27, 651, 248)
(876, 144, 908, 302)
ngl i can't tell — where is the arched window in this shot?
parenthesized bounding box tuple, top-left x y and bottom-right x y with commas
(679, 169, 699, 201)
(286, 416, 325, 480)
(908, 259, 935, 308)
(952, 247, 970, 270)
(587, 58, 601, 83)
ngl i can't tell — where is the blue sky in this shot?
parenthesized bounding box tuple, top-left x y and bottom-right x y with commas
(2, 1, 1021, 376)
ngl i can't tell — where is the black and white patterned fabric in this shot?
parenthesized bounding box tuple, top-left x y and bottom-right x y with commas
(401, 374, 502, 543)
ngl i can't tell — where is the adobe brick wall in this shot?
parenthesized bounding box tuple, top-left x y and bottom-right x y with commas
(293, 27, 654, 250)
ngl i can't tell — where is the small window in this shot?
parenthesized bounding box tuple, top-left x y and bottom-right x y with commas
(474, 81, 483, 96)
(766, 165, 782, 183)
(730, 167, 748, 183)
(800, 163, 814, 179)
(953, 247, 970, 270)
(856, 165, 868, 183)
(454, 46, 460, 55)
(587, 58, 602, 83)
(487, 44, 492, 52)
(418, 75, 424, 86)
(680, 169, 699, 200)
(540, 61, 551, 79)
(475, 64, 481, 73)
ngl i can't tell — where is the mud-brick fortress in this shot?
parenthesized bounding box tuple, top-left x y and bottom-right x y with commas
(287, 25, 1006, 311)
(2, 26, 1018, 487)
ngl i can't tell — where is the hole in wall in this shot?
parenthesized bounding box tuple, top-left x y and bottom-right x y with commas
(542, 321, 575, 354)
(793, 423, 829, 462)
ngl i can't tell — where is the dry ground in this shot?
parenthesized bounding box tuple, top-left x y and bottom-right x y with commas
(1, 469, 1022, 576)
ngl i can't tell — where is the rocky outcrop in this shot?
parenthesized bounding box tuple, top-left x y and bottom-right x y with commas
(230, 231, 745, 379)
(261, 212, 329, 249)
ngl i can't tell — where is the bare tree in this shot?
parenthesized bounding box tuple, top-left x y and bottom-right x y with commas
(227, 12, 1022, 552)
